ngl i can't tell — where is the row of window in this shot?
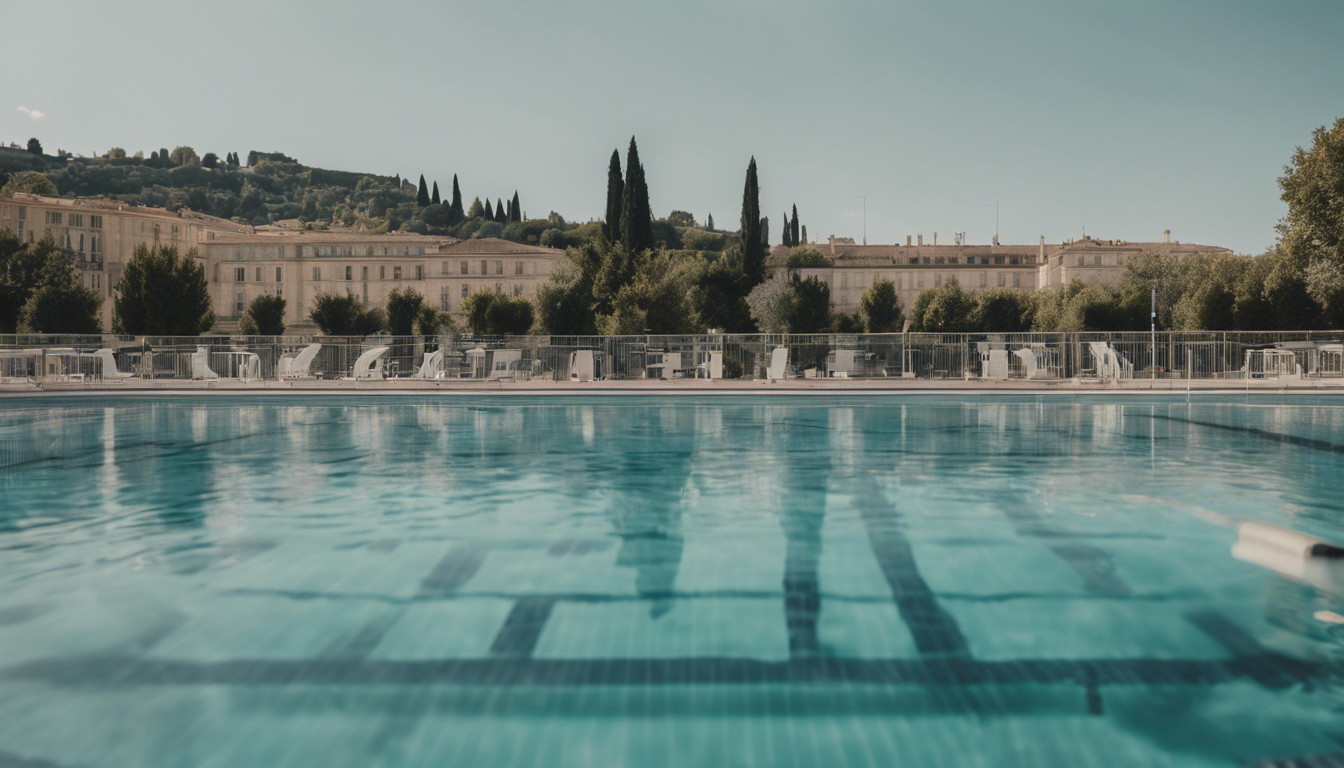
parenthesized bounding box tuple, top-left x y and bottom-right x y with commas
(439, 283, 524, 310)
(907, 255, 1027, 266)
(444, 260, 525, 276)
(40, 211, 103, 229)
(304, 245, 428, 257)
(236, 267, 285, 283)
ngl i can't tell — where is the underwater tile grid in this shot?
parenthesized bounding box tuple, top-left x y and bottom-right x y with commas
(1, 394, 1343, 767)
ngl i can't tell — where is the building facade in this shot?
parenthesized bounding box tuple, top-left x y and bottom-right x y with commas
(0, 194, 565, 332)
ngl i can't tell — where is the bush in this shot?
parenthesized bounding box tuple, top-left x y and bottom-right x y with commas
(239, 294, 286, 335)
(385, 287, 426, 336)
(19, 282, 102, 333)
(1, 170, 56, 196)
(785, 248, 832, 269)
(308, 293, 385, 336)
(461, 289, 535, 335)
(113, 244, 214, 335)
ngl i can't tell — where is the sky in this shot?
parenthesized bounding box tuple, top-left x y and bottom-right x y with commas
(3, 0, 1343, 254)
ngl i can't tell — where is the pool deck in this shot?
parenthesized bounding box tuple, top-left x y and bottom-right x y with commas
(3, 376, 1344, 396)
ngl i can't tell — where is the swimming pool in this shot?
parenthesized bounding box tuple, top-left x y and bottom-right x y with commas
(1, 394, 1341, 767)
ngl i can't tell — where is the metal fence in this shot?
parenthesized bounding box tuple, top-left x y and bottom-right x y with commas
(1, 331, 1342, 384)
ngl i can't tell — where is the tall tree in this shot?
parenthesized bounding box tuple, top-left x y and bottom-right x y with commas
(431, 181, 441, 205)
(604, 149, 624, 243)
(761, 216, 770, 250)
(484, 198, 495, 220)
(468, 196, 485, 219)
(782, 210, 793, 246)
(741, 157, 763, 284)
(113, 244, 214, 335)
(620, 137, 655, 255)
(450, 175, 465, 222)
(706, 213, 715, 231)
(495, 198, 507, 224)
(510, 191, 521, 224)
(801, 225, 807, 245)
(416, 175, 430, 207)
(26, 138, 42, 155)
(791, 204, 800, 247)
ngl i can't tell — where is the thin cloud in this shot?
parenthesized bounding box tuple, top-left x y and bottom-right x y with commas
(17, 106, 45, 120)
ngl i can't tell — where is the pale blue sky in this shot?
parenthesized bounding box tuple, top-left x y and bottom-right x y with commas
(3, 0, 1342, 253)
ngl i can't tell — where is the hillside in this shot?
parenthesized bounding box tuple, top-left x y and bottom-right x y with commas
(0, 145, 733, 252)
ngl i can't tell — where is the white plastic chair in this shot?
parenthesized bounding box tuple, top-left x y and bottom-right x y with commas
(766, 347, 789, 380)
(351, 346, 390, 380)
(413, 349, 444, 379)
(191, 347, 219, 380)
(278, 344, 321, 380)
(487, 349, 523, 380)
(90, 349, 135, 380)
(569, 350, 595, 382)
(697, 351, 723, 380)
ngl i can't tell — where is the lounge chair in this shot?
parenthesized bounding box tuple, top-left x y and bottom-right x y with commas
(191, 347, 219, 380)
(350, 346, 390, 380)
(413, 349, 444, 379)
(569, 350, 596, 382)
(766, 346, 789, 381)
(828, 349, 859, 378)
(88, 349, 135, 380)
(278, 344, 321, 380)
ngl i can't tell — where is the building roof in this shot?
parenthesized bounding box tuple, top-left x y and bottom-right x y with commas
(205, 231, 455, 246)
(435, 237, 562, 256)
(2, 193, 252, 232)
(770, 235, 1232, 268)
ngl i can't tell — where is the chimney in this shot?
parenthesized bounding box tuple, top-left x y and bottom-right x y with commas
(1039, 235, 1045, 261)
(917, 234, 923, 246)
(1163, 229, 1171, 244)
(906, 235, 911, 246)
(933, 232, 938, 246)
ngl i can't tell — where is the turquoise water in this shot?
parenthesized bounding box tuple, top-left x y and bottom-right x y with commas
(1, 394, 1343, 767)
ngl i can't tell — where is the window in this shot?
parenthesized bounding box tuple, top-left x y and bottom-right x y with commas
(922, 257, 930, 265)
(442, 261, 451, 276)
(345, 266, 353, 281)
(440, 286, 451, 311)
(980, 272, 987, 287)
(362, 266, 368, 280)
(909, 257, 919, 265)
(393, 266, 402, 280)
(480, 259, 488, 275)
(17, 207, 26, 221)
(68, 213, 83, 228)
(935, 274, 942, 287)
(495, 282, 502, 292)
(45, 211, 62, 225)
(1077, 256, 1085, 267)
(515, 261, 523, 275)
(90, 235, 100, 254)
(235, 267, 246, 282)
(513, 284, 523, 297)
(1093, 254, 1102, 266)
(997, 273, 1006, 287)
(236, 293, 244, 314)
(254, 267, 262, 282)
(91, 274, 101, 292)
(415, 265, 423, 280)
(981, 257, 989, 265)
(78, 233, 85, 253)
(461, 261, 469, 275)
(994, 256, 1005, 265)
(462, 284, 469, 298)
(1013, 273, 1021, 288)
(380, 266, 386, 280)
(917, 274, 924, 289)
(171, 225, 180, 238)
(89, 215, 101, 229)
(841, 273, 849, 288)
(275, 267, 282, 283)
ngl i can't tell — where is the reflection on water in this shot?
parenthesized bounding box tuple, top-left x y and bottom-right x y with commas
(2, 395, 1344, 767)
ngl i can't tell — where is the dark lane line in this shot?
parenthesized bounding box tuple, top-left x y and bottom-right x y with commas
(1148, 413, 1344, 454)
(853, 475, 969, 657)
(994, 494, 1131, 597)
(4, 653, 1320, 689)
(488, 597, 559, 658)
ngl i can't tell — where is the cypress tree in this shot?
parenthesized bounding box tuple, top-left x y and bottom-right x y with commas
(741, 157, 763, 284)
(782, 210, 793, 246)
(468, 197, 484, 219)
(450, 175, 464, 223)
(604, 149, 624, 243)
(511, 191, 521, 223)
(761, 216, 770, 249)
(431, 181, 441, 205)
(620, 136, 654, 255)
(417, 175, 430, 207)
(801, 225, 807, 245)
(791, 204, 800, 247)
(484, 199, 494, 220)
(495, 198, 507, 224)
(706, 213, 715, 231)
(394, 174, 401, 189)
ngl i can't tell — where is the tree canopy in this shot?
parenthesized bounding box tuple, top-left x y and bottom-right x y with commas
(113, 244, 214, 335)
(238, 294, 286, 335)
(308, 293, 385, 336)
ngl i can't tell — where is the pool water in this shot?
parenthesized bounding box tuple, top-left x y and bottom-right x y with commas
(1, 394, 1343, 767)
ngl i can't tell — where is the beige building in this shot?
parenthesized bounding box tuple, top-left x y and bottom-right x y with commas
(774, 232, 1230, 314)
(0, 193, 565, 333)
(202, 234, 564, 330)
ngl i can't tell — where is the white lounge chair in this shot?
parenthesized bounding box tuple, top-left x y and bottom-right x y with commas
(278, 344, 321, 380)
(569, 350, 596, 382)
(413, 349, 444, 379)
(487, 349, 523, 380)
(647, 351, 681, 380)
(238, 353, 261, 381)
(191, 347, 219, 380)
(351, 346, 390, 380)
(766, 347, 789, 381)
(697, 351, 723, 380)
(980, 348, 1009, 380)
(88, 348, 135, 380)
(1086, 342, 1133, 380)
